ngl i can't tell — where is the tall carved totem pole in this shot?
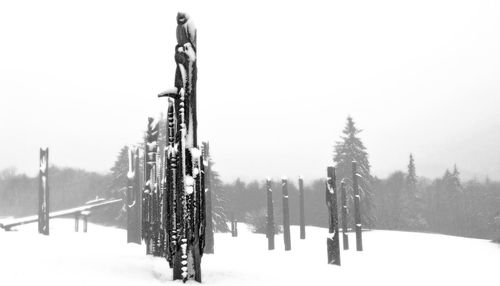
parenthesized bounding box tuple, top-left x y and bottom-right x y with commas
(158, 12, 206, 283)
(38, 148, 49, 235)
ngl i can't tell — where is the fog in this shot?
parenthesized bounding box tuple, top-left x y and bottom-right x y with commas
(1, 0, 499, 182)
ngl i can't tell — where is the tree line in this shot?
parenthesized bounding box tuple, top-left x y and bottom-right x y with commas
(1, 116, 499, 240)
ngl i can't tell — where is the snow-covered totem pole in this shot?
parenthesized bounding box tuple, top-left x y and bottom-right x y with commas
(282, 178, 291, 251)
(159, 12, 206, 283)
(352, 161, 363, 251)
(38, 148, 49, 235)
(127, 147, 141, 244)
(266, 179, 275, 250)
(326, 167, 341, 265)
(340, 180, 349, 250)
(299, 176, 306, 239)
(202, 142, 214, 254)
(143, 118, 160, 254)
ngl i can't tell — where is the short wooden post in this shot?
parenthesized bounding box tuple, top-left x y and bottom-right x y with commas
(299, 176, 306, 239)
(340, 180, 349, 250)
(231, 218, 238, 237)
(74, 213, 79, 232)
(326, 167, 341, 265)
(83, 216, 88, 233)
(82, 211, 90, 233)
(266, 179, 275, 250)
(353, 161, 363, 251)
(282, 178, 291, 251)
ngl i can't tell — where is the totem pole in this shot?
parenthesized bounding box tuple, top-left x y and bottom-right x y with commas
(282, 178, 291, 251)
(299, 176, 306, 239)
(266, 178, 275, 250)
(158, 12, 206, 283)
(326, 167, 340, 265)
(340, 180, 349, 250)
(353, 161, 363, 251)
(202, 142, 214, 254)
(38, 148, 49, 235)
(143, 118, 160, 254)
(127, 147, 141, 244)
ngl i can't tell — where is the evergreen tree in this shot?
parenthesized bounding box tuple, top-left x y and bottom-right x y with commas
(108, 145, 130, 227)
(406, 154, 417, 192)
(109, 145, 129, 198)
(402, 154, 427, 230)
(209, 160, 230, 233)
(333, 116, 374, 228)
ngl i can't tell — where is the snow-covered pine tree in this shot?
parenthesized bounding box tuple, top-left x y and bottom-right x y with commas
(109, 146, 129, 198)
(108, 146, 130, 227)
(403, 154, 427, 230)
(209, 162, 230, 233)
(407, 154, 417, 191)
(333, 116, 374, 228)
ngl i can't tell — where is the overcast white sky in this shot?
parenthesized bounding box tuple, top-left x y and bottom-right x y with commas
(1, 0, 499, 182)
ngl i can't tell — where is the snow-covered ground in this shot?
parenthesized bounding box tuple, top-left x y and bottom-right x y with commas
(1, 219, 498, 285)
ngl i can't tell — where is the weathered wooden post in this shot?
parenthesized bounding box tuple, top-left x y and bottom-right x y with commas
(230, 212, 237, 237)
(74, 213, 79, 232)
(82, 211, 89, 233)
(144, 118, 159, 253)
(232, 220, 238, 237)
(326, 167, 341, 265)
(266, 178, 275, 250)
(38, 148, 49, 235)
(127, 147, 141, 244)
(340, 180, 349, 250)
(299, 176, 306, 239)
(203, 142, 214, 253)
(352, 161, 363, 251)
(282, 178, 291, 251)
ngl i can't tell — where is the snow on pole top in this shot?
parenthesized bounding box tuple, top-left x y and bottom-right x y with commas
(149, 117, 160, 130)
(39, 157, 47, 173)
(299, 175, 303, 180)
(266, 177, 272, 182)
(190, 147, 202, 159)
(281, 176, 288, 181)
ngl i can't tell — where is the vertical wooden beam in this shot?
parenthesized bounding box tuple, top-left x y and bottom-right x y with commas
(282, 178, 291, 251)
(74, 213, 79, 232)
(299, 176, 306, 239)
(352, 161, 363, 251)
(203, 142, 214, 253)
(38, 148, 49, 235)
(340, 180, 349, 250)
(127, 147, 141, 244)
(83, 214, 88, 233)
(266, 179, 275, 250)
(326, 167, 341, 265)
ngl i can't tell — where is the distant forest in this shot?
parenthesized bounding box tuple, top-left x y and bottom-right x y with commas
(1, 162, 499, 240)
(1, 118, 499, 240)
